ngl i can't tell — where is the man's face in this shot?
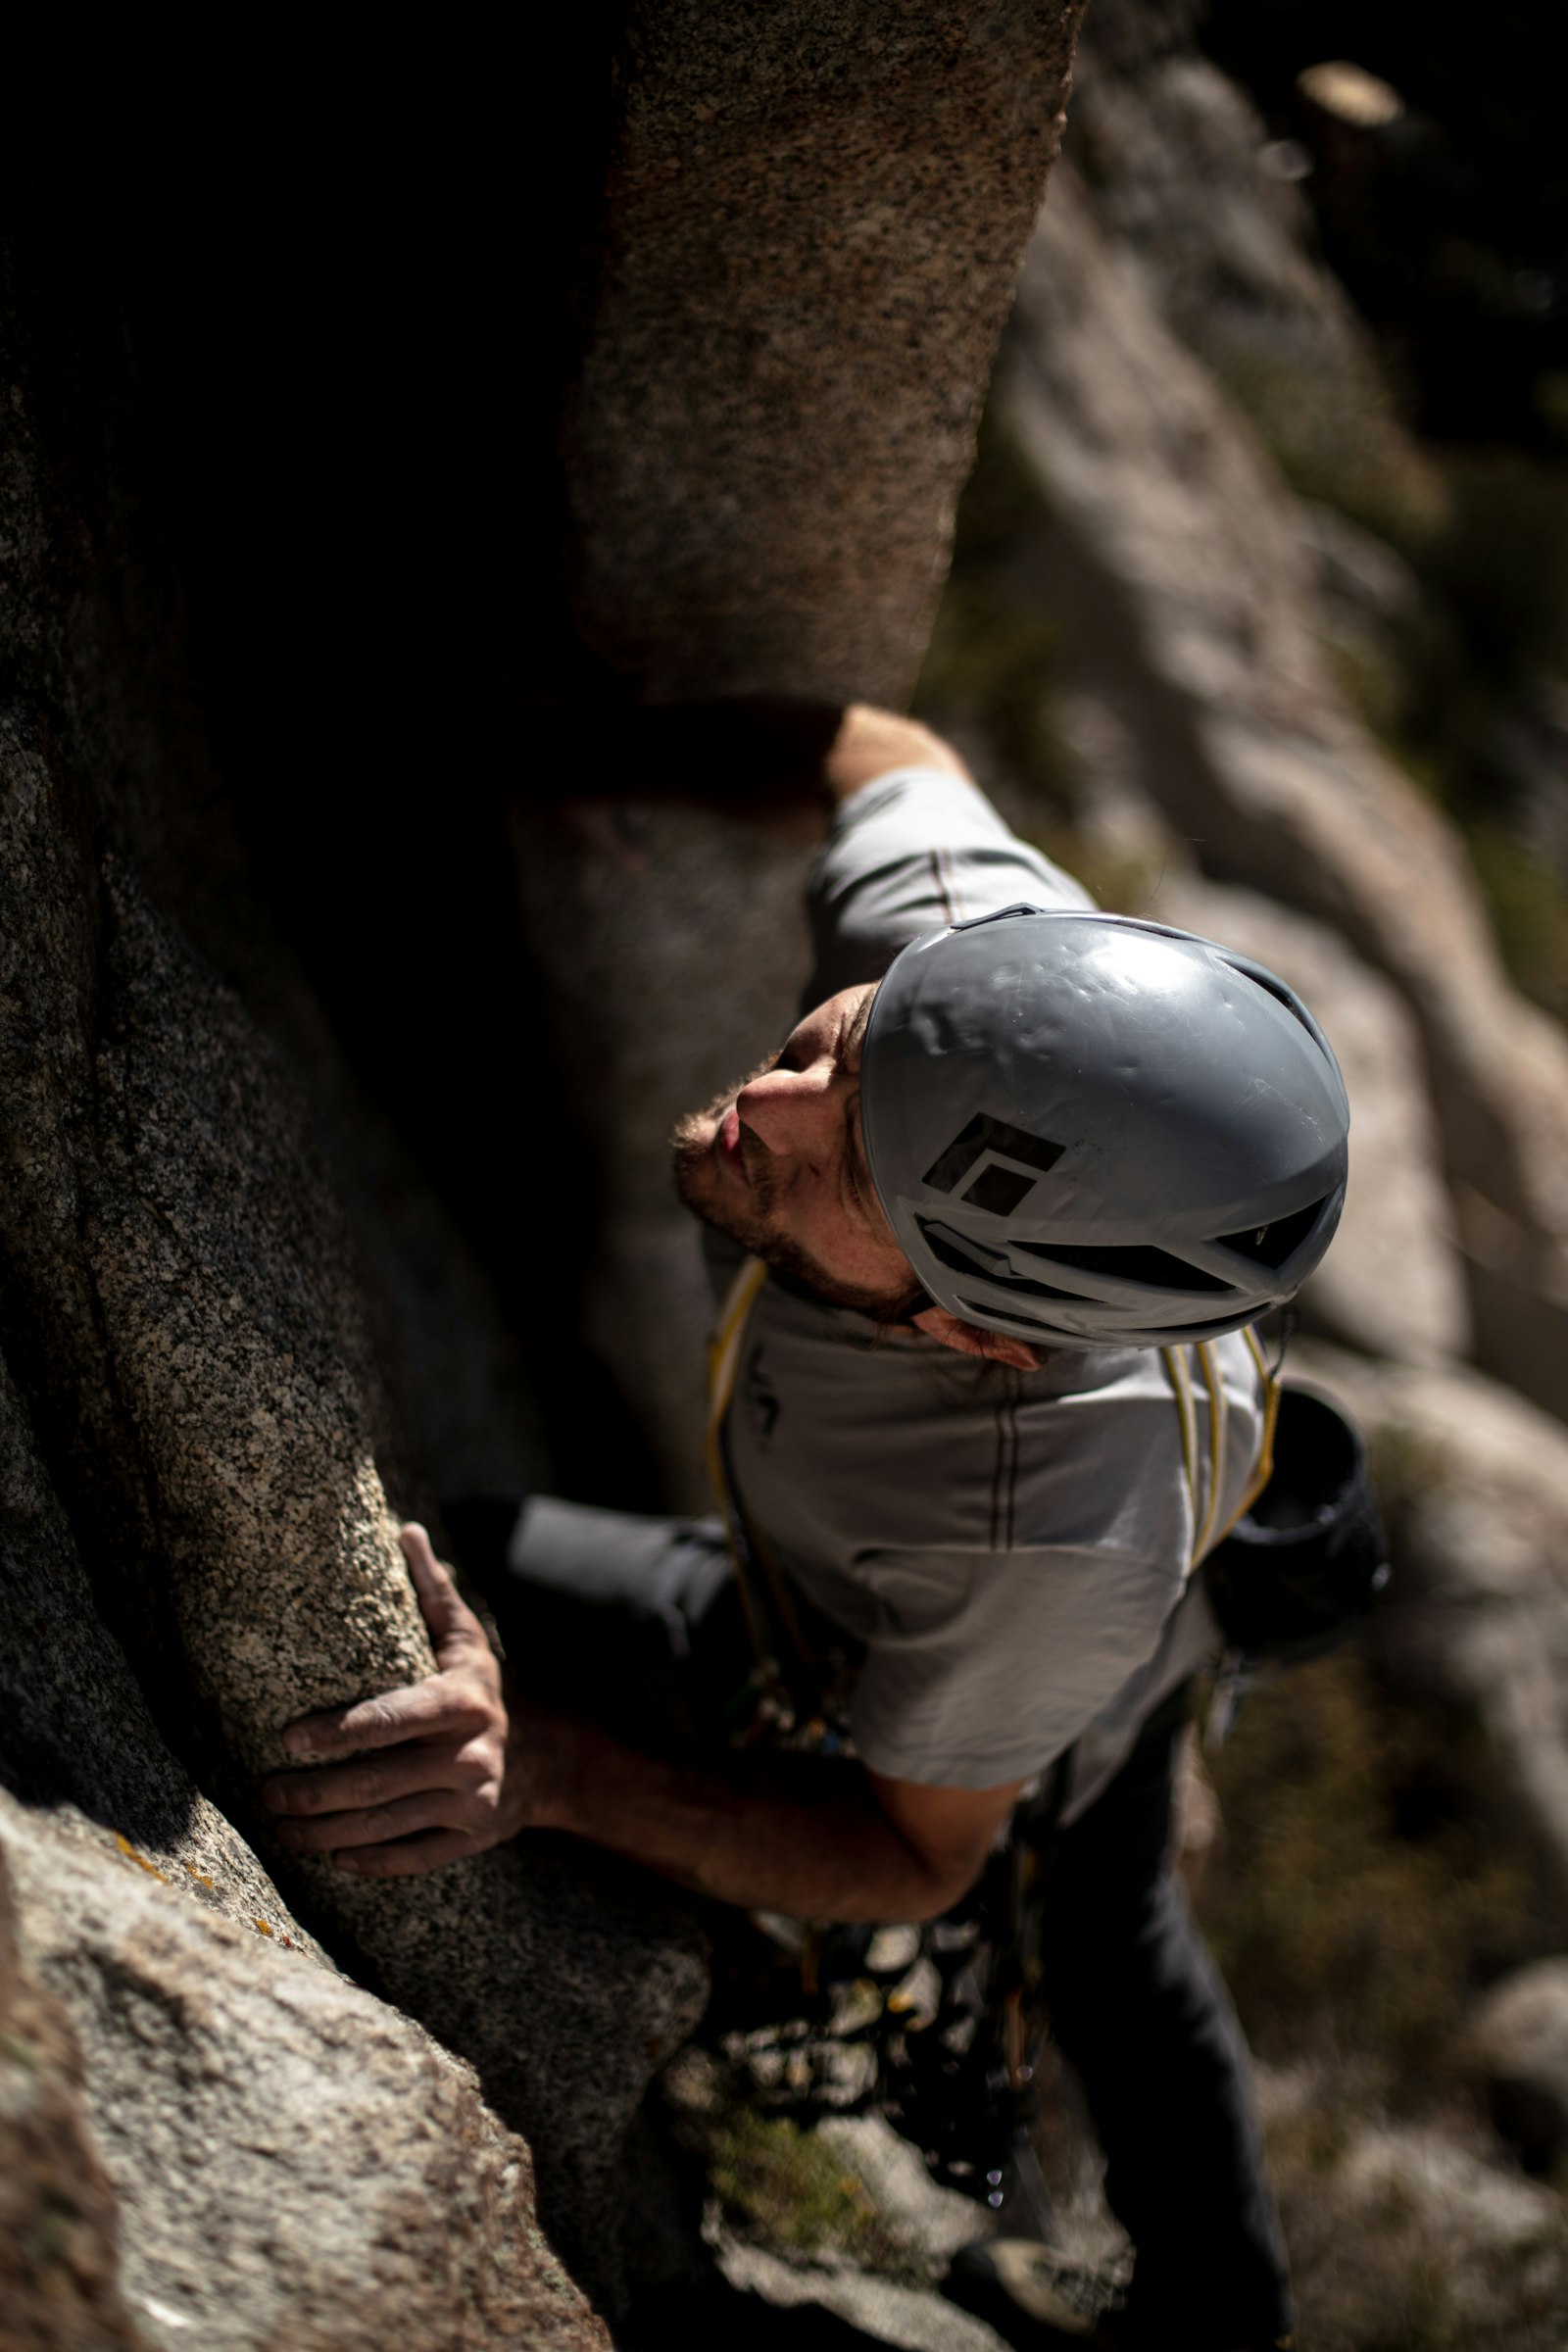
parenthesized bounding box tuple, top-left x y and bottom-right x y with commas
(670, 982, 918, 1316)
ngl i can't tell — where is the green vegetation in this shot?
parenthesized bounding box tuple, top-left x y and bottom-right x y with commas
(703, 2108, 937, 2285)
(1466, 825, 1568, 1025)
(1200, 1648, 1534, 2099)
(1424, 458, 1568, 693)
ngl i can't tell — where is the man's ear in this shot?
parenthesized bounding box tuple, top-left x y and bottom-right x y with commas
(912, 1305, 1041, 1373)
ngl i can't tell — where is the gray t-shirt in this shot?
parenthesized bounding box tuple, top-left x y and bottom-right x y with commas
(519, 768, 1263, 1824)
(721, 769, 1262, 1816)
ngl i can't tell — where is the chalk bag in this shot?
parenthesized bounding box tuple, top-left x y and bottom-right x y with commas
(1203, 1385, 1389, 1665)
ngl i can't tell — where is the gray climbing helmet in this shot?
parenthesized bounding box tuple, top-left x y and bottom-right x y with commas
(859, 906, 1349, 1348)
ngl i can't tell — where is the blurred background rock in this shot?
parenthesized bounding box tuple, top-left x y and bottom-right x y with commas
(901, 4, 1568, 2343)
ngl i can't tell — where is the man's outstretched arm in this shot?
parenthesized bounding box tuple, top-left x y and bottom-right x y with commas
(260, 1526, 1020, 1924)
(504, 1710, 1020, 1924)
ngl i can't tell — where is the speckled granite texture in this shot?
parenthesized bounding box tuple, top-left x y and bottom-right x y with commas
(566, 0, 1086, 707)
(0, 1333, 326, 1958)
(0, 1798, 613, 2352)
(0, 1340, 612, 2346)
(0, 1834, 156, 2352)
(0, 251, 709, 2307)
(0, 726, 710, 2309)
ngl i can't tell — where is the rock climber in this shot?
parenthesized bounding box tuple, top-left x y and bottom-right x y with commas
(262, 704, 1351, 2351)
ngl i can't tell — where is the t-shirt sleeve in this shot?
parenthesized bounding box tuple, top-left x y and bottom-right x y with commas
(804, 765, 1095, 1004)
(847, 1541, 1182, 1789)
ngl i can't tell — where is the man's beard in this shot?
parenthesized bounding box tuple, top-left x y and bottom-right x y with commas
(669, 1066, 917, 1321)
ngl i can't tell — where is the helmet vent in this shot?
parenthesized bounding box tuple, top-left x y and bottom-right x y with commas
(1215, 1197, 1328, 1270)
(917, 1219, 1081, 1301)
(1012, 1239, 1231, 1295)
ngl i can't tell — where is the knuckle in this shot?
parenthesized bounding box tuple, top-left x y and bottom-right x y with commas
(354, 1766, 385, 1808)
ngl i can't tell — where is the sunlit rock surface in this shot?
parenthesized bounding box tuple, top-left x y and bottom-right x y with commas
(0, 1798, 610, 2352)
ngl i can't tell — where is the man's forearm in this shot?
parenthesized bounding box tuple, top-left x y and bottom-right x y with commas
(521, 1709, 962, 1923)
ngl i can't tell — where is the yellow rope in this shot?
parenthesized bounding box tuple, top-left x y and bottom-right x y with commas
(706, 1256, 776, 1680)
(1163, 1327, 1282, 1570)
(1193, 1339, 1228, 1565)
(1207, 1324, 1281, 1550)
(1159, 1344, 1200, 1571)
(708, 1255, 770, 1433)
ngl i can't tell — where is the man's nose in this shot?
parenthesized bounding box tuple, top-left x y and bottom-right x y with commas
(736, 1062, 839, 1157)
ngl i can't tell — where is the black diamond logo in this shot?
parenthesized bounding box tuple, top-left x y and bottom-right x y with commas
(922, 1114, 1065, 1216)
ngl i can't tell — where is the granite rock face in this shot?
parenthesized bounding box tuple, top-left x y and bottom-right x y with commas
(566, 0, 1087, 710)
(511, 800, 820, 1507)
(0, 1320, 614, 2346)
(0, 713, 710, 2310)
(1, 212, 712, 2317)
(531, 0, 1090, 1502)
(0, 1841, 153, 2352)
(0, 1329, 324, 1957)
(0, 1793, 611, 2352)
(1257, 2065, 1568, 2346)
(1065, 0, 1438, 538)
(6, 6, 1097, 2316)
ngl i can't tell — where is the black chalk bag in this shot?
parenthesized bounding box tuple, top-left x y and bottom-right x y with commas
(1203, 1385, 1389, 1665)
